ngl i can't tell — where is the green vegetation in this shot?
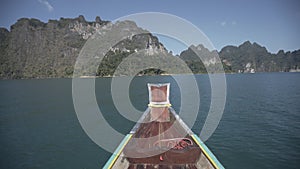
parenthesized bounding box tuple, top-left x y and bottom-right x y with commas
(0, 16, 299, 79)
(97, 50, 132, 76)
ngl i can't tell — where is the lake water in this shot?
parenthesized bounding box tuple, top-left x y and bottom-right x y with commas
(0, 73, 299, 169)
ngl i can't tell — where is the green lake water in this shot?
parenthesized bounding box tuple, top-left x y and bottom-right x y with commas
(0, 73, 299, 169)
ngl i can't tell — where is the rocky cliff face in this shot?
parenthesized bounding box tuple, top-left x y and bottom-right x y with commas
(1, 16, 299, 79)
(0, 15, 166, 79)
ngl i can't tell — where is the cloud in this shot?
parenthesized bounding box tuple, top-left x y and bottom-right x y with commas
(38, 0, 53, 12)
(220, 21, 237, 27)
(221, 21, 226, 26)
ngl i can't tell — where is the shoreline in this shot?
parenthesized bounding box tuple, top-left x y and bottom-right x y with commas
(0, 71, 299, 80)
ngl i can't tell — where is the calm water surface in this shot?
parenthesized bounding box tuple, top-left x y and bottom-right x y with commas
(0, 73, 299, 169)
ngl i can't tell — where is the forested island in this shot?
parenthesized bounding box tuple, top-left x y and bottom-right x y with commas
(0, 15, 299, 79)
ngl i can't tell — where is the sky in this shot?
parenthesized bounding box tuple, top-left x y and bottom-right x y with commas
(1, 0, 300, 54)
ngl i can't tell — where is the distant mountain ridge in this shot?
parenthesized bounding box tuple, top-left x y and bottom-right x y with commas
(179, 41, 300, 73)
(219, 41, 300, 73)
(0, 16, 299, 79)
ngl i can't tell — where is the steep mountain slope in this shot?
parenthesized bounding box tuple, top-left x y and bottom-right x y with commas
(0, 16, 166, 79)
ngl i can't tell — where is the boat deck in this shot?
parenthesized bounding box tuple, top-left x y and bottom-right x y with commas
(125, 108, 200, 166)
(105, 108, 219, 169)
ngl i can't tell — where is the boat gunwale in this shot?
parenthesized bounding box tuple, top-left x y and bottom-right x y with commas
(169, 107, 225, 169)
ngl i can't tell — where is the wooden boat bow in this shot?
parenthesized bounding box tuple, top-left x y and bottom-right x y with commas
(103, 83, 224, 169)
